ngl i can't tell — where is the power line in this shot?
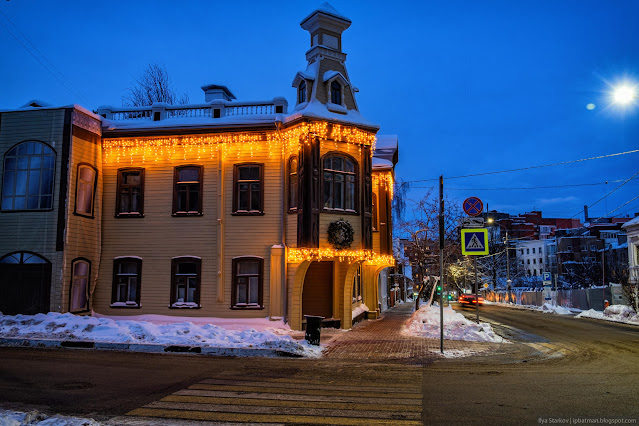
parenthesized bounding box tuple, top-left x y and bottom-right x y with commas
(0, 8, 90, 104)
(409, 178, 638, 191)
(401, 149, 639, 184)
(570, 171, 639, 218)
(590, 194, 639, 224)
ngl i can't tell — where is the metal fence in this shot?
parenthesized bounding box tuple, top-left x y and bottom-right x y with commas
(484, 285, 626, 311)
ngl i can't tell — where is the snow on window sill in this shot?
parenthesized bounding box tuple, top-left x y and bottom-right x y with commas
(110, 302, 140, 308)
(170, 302, 201, 308)
(327, 103, 347, 114)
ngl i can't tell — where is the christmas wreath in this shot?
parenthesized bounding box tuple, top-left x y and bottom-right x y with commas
(327, 219, 354, 249)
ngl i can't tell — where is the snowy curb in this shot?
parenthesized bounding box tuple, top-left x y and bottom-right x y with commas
(490, 302, 581, 315)
(0, 337, 303, 358)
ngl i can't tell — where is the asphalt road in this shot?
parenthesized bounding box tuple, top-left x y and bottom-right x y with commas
(0, 304, 638, 425)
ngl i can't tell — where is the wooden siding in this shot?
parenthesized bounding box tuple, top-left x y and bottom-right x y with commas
(0, 109, 66, 312)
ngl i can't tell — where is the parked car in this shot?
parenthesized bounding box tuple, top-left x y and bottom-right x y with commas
(458, 294, 484, 307)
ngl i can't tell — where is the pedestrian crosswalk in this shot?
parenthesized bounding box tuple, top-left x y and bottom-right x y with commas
(118, 375, 423, 425)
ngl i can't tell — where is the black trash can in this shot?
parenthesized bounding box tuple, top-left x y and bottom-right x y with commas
(304, 315, 324, 346)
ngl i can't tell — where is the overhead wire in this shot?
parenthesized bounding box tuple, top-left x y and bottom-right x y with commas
(569, 171, 639, 218)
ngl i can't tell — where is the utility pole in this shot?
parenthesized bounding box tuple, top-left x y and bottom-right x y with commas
(475, 256, 479, 323)
(439, 175, 444, 354)
(505, 230, 511, 303)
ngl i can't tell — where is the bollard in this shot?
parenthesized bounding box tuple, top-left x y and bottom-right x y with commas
(304, 315, 324, 346)
(604, 300, 609, 310)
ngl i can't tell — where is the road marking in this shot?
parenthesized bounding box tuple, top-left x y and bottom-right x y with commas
(188, 383, 422, 399)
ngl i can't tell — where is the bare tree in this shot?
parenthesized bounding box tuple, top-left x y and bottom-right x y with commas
(123, 64, 189, 107)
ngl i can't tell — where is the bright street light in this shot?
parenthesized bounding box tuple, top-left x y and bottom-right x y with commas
(611, 83, 638, 106)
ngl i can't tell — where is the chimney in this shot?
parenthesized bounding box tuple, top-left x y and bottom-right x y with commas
(201, 84, 236, 103)
(584, 205, 589, 222)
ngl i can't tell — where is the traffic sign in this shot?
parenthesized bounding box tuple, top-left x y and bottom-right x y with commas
(462, 217, 485, 228)
(461, 229, 489, 255)
(483, 283, 489, 288)
(463, 197, 484, 217)
(542, 272, 551, 281)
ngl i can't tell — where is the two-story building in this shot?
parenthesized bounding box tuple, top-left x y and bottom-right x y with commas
(0, 4, 397, 330)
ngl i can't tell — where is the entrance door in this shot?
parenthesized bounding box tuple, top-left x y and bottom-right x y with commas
(0, 252, 51, 315)
(302, 261, 333, 318)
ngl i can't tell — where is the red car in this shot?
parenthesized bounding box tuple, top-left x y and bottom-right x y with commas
(458, 294, 484, 306)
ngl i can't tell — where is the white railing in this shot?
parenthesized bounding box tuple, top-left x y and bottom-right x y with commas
(226, 104, 274, 116)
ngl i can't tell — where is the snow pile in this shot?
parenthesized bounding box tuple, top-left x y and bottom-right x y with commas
(0, 409, 99, 425)
(577, 305, 639, 325)
(403, 305, 505, 343)
(539, 303, 573, 315)
(351, 303, 369, 319)
(0, 312, 322, 357)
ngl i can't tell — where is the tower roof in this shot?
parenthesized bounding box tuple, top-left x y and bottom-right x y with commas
(300, 3, 351, 27)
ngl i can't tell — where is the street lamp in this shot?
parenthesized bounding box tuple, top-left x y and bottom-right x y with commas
(487, 218, 512, 303)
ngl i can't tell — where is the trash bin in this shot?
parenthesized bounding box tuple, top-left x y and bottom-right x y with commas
(304, 315, 324, 346)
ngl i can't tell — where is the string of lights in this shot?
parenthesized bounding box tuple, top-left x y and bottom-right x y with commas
(287, 247, 394, 265)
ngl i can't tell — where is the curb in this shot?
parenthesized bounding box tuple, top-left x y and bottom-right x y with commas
(0, 338, 303, 358)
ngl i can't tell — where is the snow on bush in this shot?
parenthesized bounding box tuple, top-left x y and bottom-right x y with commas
(403, 305, 506, 343)
(577, 305, 639, 325)
(0, 312, 321, 357)
(0, 409, 100, 426)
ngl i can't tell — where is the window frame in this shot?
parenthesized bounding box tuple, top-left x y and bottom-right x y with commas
(1, 141, 56, 212)
(172, 165, 203, 216)
(231, 256, 264, 309)
(372, 191, 378, 231)
(288, 156, 298, 213)
(115, 168, 145, 217)
(170, 257, 202, 308)
(111, 257, 142, 308)
(298, 80, 307, 104)
(73, 163, 98, 218)
(330, 80, 342, 105)
(232, 163, 264, 215)
(69, 257, 91, 314)
(321, 152, 358, 214)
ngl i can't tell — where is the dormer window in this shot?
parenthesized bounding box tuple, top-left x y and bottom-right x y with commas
(298, 80, 307, 104)
(330, 81, 342, 105)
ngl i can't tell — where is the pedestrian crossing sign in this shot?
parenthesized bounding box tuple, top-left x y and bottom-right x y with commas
(461, 229, 489, 255)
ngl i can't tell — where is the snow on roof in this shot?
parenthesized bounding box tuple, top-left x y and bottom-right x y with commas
(622, 216, 639, 229)
(372, 157, 393, 170)
(301, 2, 351, 25)
(20, 99, 52, 108)
(103, 113, 281, 132)
(323, 70, 348, 84)
(286, 99, 379, 130)
(376, 135, 398, 149)
(0, 103, 102, 121)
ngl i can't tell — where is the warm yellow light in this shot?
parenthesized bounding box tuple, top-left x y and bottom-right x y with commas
(487, 218, 494, 223)
(372, 171, 394, 199)
(287, 247, 394, 265)
(611, 84, 638, 106)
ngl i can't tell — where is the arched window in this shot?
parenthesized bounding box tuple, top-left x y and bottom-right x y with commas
(288, 156, 298, 212)
(330, 81, 342, 105)
(298, 80, 307, 104)
(2, 141, 55, 211)
(323, 154, 357, 212)
(69, 258, 90, 313)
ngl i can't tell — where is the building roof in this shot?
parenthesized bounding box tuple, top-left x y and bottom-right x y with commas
(300, 2, 351, 26)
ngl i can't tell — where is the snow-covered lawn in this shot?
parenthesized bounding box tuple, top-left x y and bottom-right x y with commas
(577, 305, 639, 325)
(0, 312, 321, 358)
(403, 304, 506, 343)
(0, 409, 99, 426)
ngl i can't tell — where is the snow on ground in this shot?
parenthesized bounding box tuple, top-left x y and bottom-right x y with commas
(351, 303, 369, 319)
(403, 304, 506, 343)
(0, 409, 99, 426)
(0, 312, 322, 358)
(492, 301, 575, 315)
(577, 305, 639, 325)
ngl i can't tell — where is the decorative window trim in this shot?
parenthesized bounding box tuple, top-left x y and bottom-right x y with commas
(111, 257, 142, 308)
(231, 256, 264, 309)
(1, 140, 56, 213)
(170, 257, 201, 308)
(172, 165, 203, 216)
(73, 163, 98, 219)
(69, 257, 91, 314)
(321, 152, 359, 215)
(115, 167, 145, 218)
(288, 156, 298, 213)
(232, 163, 264, 215)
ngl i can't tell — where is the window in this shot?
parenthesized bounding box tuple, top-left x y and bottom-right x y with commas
(527, 248, 530, 255)
(171, 257, 201, 307)
(112, 258, 142, 307)
(520, 249, 523, 255)
(533, 269, 537, 276)
(532, 248, 536, 254)
(232, 257, 263, 308)
(233, 164, 263, 214)
(352, 264, 362, 303)
(540, 258, 543, 264)
(298, 80, 307, 104)
(372, 192, 378, 231)
(533, 259, 536, 264)
(75, 164, 97, 217)
(567, 245, 572, 251)
(116, 168, 144, 216)
(69, 258, 90, 313)
(323, 154, 357, 211)
(2, 141, 55, 211)
(330, 81, 342, 105)
(288, 157, 298, 212)
(527, 259, 530, 264)
(590, 245, 597, 251)
(173, 165, 202, 215)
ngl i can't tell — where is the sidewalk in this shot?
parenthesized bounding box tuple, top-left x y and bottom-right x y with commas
(322, 303, 497, 362)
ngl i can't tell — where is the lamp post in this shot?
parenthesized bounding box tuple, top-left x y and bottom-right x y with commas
(487, 218, 512, 303)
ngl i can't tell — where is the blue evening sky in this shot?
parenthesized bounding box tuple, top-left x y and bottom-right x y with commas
(1, 0, 637, 221)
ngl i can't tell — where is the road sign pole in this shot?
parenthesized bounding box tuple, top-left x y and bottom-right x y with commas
(474, 256, 479, 323)
(439, 175, 444, 354)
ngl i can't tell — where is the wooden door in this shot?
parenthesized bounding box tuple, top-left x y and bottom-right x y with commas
(0, 253, 51, 315)
(302, 261, 333, 318)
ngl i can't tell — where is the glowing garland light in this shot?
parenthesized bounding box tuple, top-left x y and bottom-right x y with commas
(287, 247, 395, 265)
(373, 171, 394, 199)
(103, 121, 377, 164)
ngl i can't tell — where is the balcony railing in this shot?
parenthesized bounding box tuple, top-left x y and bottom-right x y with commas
(97, 98, 288, 124)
